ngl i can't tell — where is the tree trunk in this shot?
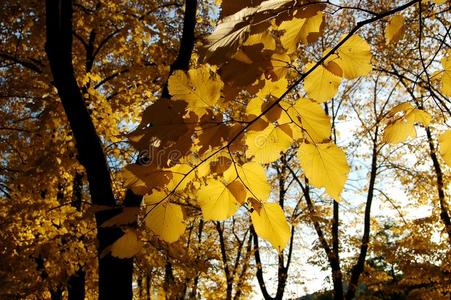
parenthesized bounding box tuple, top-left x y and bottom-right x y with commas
(67, 173, 86, 300)
(67, 269, 85, 300)
(346, 131, 378, 300)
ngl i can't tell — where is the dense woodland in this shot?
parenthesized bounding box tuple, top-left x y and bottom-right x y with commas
(1, 0, 451, 299)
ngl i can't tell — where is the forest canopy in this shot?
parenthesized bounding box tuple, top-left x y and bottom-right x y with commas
(0, 0, 450, 299)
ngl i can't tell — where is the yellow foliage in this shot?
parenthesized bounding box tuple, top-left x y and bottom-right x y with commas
(440, 50, 451, 96)
(287, 98, 331, 143)
(304, 61, 342, 102)
(335, 35, 372, 79)
(197, 179, 241, 221)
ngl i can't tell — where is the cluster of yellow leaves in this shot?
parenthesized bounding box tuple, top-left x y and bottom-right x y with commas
(120, 0, 388, 254)
(303, 35, 372, 103)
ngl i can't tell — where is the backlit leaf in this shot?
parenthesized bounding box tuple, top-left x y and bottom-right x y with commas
(144, 191, 186, 243)
(197, 179, 241, 221)
(439, 130, 451, 166)
(385, 15, 405, 45)
(168, 65, 223, 115)
(287, 98, 331, 142)
(304, 61, 342, 102)
(298, 142, 349, 200)
(382, 102, 431, 144)
(111, 229, 142, 259)
(335, 35, 372, 79)
(251, 202, 290, 252)
(236, 162, 271, 201)
(246, 122, 293, 163)
(440, 50, 451, 96)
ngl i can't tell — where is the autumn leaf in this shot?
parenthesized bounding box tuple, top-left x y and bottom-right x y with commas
(245, 98, 294, 163)
(382, 102, 431, 144)
(279, 17, 307, 54)
(440, 50, 451, 96)
(144, 191, 186, 243)
(246, 123, 293, 164)
(299, 11, 324, 44)
(298, 142, 349, 200)
(234, 161, 271, 201)
(385, 15, 405, 45)
(111, 229, 142, 259)
(303, 60, 342, 102)
(168, 65, 224, 115)
(197, 179, 241, 221)
(335, 35, 372, 79)
(287, 98, 331, 143)
(439, 130, 451, 166)
(204, 0, 325, 63)
(251, 202, 290, 252)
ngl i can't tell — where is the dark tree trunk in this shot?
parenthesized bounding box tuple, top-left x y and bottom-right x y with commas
(67, 269, 86, 300)
(67, 173, 86, 300)
(50, 288, 63, 300)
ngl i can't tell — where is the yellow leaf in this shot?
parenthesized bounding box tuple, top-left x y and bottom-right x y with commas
(304, 61, 342, 102)
(111, 229, 142, 258)
(246, 122, 293, 163)
(197, 179, 241, 221)
(382, 102, 431, 144)
(244, 32, 276, 50)
(101, 207, 139, 227)
(279, 17, 307, 54)
(168, 65, 223, 115)
(439, 130, 451, 166)
(440, 50, 451, 96)
(335, 35, 372, 79)
(256, 78, 288, 98)
(287, 98, 331, 142)
(299, 11, 324, 44)
(385, 15, 405, 45)
(227, 180, 248, 204)
(144, 191, 186, 243)
(279, 11, 324, 54)
(236, 162, 270, 202)
(251, 202, 290, 252)
(298, 143, 349, 200)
